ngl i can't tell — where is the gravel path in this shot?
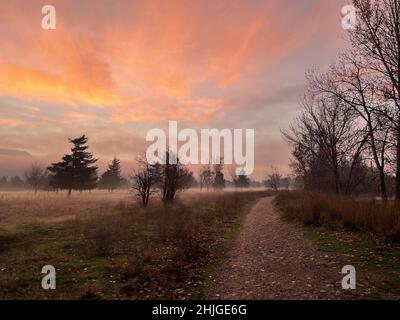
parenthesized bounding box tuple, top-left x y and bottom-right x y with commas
(206, 197, 352, 300)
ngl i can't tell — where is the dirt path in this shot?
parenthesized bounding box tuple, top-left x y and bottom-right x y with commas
(206, 197, 353, 300)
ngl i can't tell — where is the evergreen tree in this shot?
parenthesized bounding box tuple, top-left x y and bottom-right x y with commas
(98, 157, 123, 191)
(47, 135, 98, 196)
(0, 176, 8, 190)
(10, 176, 24, 190)
(234, 169, 250, 189)
(119, 177, 130, 189)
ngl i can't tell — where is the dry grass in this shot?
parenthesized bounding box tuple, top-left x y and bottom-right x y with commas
(276, 191, 400, 298)
(0, 189, 272, 299)
(0, 190, 133, 229)
(276, 191, 400, 242)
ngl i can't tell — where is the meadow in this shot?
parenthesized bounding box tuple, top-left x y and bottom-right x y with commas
(0, 189, 271, 299)
(4, 188, 400, 299)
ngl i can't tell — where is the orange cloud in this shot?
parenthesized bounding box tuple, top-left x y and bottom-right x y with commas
(0, 117, 25, 127)
(0, 58, 131, 107)
(0, 0, 349, 180)
(112, 98, 222, 124)
(0, 0, 326, 124)
(67, 112, 99, 121)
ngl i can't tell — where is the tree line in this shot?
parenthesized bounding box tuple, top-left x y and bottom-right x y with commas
(1, 133, 291, 203)
(284, 0, 400, 200)
(1, 134, 284, 206)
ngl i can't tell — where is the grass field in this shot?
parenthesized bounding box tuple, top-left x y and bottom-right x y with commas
(0, 189, 271, 299)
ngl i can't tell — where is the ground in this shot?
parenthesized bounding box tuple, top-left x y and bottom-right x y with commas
(0, 190, 398, 299)
(206, 197, 369, 299)
(0, 189, 269, 299)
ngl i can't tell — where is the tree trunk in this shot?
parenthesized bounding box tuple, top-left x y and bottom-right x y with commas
(379, 168, 388, 201)
(333, 169, 341, 194)
(145, 191, 150, 208)
(396, 125, 400, 200)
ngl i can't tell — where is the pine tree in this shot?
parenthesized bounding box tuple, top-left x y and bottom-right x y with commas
(47, 135, 98, 196)
(98, 157, 122, 191)
(10, 176, 24, 190)
(234, 169, 250, 189)
(0, 176, 8, 190)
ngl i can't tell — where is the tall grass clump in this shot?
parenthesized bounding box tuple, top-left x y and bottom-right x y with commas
(276, 191, 400, 242)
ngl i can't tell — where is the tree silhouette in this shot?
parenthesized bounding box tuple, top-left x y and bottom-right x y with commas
(48, 135, 98, 196)
(213, 161, 226, 190)
(25, 163, 45, 194)
(98, 157, 123, 191)
(0, 176, 8, 190)
(265, 167, 283, 191)
(234, 169, 250, 189)
(199, 164, 214, 191)
(131, 156, 158, 207)
(10, 176, 24, 190)
(153, 150, 194, 204)
(349, 0, 400, 199)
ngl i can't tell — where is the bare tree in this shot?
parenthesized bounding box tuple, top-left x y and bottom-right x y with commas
(350, 0, 400, 199)
(308, 53, 392, 200)
(131, 156, 157, 208)
(25, 163, 44, 194)
(283, 92, 368, 195)
(155, 151, 194, 204)
(265, 166, 282, 191)
(199, 164, 214, 191)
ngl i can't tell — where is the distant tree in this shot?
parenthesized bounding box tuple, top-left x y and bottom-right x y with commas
(0, 176, 8, 190)
(265, 167, 283, 191)
(280, 176, 291, 189)
(25, 163, 44, 194)
(40, 171, 53, 191)
(213, 160, 226, 190)
(47, 135, 98, 196)
(98, 157, 123, 191)
(10, 176, 24, 190)
(250, 180, 263, 188)
(131, 157, 158, 207)
(119, 177, 130, 189)
(154, 151, 194, 204)
(199, 164, 214, 191)
(234, 169, 250, 189)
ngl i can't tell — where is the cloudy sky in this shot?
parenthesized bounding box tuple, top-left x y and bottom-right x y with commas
(0, 0, 350, 179)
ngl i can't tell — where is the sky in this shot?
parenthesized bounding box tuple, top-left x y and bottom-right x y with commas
(0, 0, 350, 179)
